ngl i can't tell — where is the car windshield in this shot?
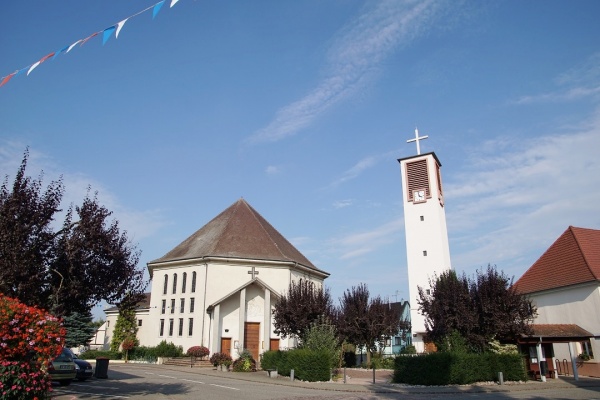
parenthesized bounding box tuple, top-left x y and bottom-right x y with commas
(54, 349, 73, 362)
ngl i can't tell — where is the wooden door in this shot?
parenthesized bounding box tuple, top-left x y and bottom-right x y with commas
(220, 337, 231, 356)
(269, 338, 279, 351)
(244, 322, 260, 361)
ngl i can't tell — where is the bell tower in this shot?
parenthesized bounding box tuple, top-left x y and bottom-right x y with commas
(398, 129, 452, 353)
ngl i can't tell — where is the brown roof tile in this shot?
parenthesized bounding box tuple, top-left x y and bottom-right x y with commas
(514, 226, 600, 294)
(149, 199, 325, 274)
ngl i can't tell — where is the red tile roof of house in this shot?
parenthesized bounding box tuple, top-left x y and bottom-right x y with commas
(149, 199, 326, 275)
(513, 226, 600, 294)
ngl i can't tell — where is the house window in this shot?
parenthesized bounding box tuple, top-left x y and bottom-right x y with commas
(159, 319, 165, 336)
(178, 318, 184, 337)
(191, 271, 197, 293)
(161, 299, 166, 314)
(163, 274, 168, 295)
(138, 319, 142, 327)
(180, 298, 185, 313)
(188, 318, 194, 336)
(420, 216, 424, 221)
(580, 340, 594, 359)
(168, 319, 174, 336)
(395, 337, 401, 346)
(190, 298, 195, 313)
(172, 273, 178, 294)
(182, 272, 187, 293)
(423, 250, 428, 256)
(170, 299, 175, 314)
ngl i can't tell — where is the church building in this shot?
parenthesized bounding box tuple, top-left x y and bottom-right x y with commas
(102, 198, 329, 361)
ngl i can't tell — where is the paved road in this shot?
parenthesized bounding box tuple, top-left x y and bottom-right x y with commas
(50, 363, 600, 400)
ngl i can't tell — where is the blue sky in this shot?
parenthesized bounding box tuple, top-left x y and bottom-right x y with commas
(2, 0, 599, 319)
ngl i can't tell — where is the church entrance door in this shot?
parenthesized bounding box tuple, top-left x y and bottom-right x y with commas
(221, 337, 231, 356)
(244, 322, 260, 361)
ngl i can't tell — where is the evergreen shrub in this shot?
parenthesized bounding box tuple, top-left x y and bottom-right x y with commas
(154, 340, 184, 357)
(393, 353, 527, 385)
(80, 350, 122, 360)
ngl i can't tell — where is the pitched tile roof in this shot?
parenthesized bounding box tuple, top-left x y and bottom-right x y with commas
(149, 198, 325, 274)
(104, 292, 151, 313)
(514, 226, 600, 294)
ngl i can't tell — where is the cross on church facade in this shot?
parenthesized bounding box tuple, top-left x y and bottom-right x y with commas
(247, 266, 259, 279)
(406, 128, 428, 155)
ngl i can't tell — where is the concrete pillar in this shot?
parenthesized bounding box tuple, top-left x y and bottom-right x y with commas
(264, 288, 271, 352)
(239, 288, 246, 350)
(568, 342, 579, 381)
(536, 342, 546, 382)
(211, 304, 220, 353)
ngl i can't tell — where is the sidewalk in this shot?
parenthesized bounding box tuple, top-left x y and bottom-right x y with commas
(156, 364, 600, 396)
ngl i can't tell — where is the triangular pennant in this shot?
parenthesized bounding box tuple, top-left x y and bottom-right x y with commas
(53, 45, 70, 60)
(153, 1, 165, 19)
(27, 62, 41, 76)
(80, 32, 99, 47)
(170, 0, 180, 7)
(66, 40, 82, 53)
(116, 18, 128, 38)
(0, 72, 16, 88)
(26, 52, 55, 76)
(102, 26, 116, 45)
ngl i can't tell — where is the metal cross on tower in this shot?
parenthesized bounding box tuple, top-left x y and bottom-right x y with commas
(406, 128, 428, 155)
(247, 266, 259, 279)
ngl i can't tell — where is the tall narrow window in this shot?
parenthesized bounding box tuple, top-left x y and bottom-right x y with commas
(189, 298, 195, 313)
(172, 273, 178, 294)
(170, 299, 175, 314)
(178, 318, 184, 336)
(159, 319, 165, 336)
(168, 319, 174, 336)
(180, 298, 185, 313)
(181, 272, 187, 293)
(188, 318, 194, 336)
(163, 274, 168, 295)
(191, 271, 197, 293)
(161, 299, 166, 314)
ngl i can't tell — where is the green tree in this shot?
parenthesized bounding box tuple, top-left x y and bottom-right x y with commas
(0, 150, 146, 318)
(111, 308, 139, 352)
(63, 310, 96, 348)
(301, 316, 341, 369)
(272, 280, 334, 343)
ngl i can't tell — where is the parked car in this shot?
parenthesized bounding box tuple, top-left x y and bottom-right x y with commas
(48, 348, 76, 386)
(67, 349, 94, 381)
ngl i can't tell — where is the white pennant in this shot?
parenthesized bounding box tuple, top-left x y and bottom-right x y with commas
(170, 0, 180, 7)
(116, 18, 128, 39)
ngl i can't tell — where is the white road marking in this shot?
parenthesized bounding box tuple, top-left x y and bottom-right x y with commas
(209, 383, 240, 391)
(180, 378, 205, 384)
(57, 389, 129, 398)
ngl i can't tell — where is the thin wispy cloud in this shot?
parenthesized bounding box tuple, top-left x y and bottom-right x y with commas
(513, 53, 600, 105)
(332, 199, 353, 209)
(329, 218, 404, 260)
(248, 0, 443, 143)
(265, 165, 281, 175)
(446, 109, 600, 276)
(328, 149, 399, 188)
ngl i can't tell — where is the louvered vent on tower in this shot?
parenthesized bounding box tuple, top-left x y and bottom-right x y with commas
(406, 159, 430, 201)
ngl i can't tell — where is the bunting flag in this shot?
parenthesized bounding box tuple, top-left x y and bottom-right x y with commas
(0, 0, 182, 89)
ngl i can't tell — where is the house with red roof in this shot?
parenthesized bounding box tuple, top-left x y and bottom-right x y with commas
(102, 199, 329, 361)
(514, 226, 600, 377)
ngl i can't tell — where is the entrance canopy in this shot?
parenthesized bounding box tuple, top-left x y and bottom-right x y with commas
(518, 324, 593, 344)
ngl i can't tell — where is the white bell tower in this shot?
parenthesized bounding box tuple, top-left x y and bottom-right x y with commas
(398, 129, 452, 353)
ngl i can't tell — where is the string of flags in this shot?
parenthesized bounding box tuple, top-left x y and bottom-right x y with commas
(0, 0, 181, 89)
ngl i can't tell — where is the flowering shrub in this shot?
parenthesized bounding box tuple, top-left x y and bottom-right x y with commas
(209, 352, 232, 367)
(186, 346, 209, 358)
(0, 294, 65, 399)
(232, 349, 256, 372)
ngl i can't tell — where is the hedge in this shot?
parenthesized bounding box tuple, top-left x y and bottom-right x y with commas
(260, 349, 330, 382)
(393, 352, 527, 385)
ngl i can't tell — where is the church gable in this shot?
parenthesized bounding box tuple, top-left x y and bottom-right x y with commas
(149, 199, 323, 274)
(514, 226, 600, 294)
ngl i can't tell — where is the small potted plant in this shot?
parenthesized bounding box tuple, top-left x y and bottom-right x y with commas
(209, 352, 233, 371)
